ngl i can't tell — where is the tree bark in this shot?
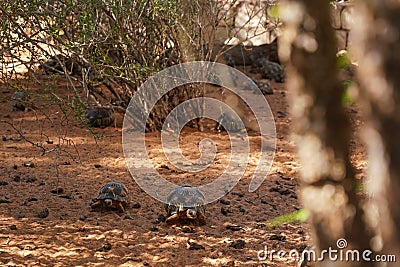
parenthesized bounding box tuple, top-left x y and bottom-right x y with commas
(279, 0, 372, 265)
(352, 0, 400, 265)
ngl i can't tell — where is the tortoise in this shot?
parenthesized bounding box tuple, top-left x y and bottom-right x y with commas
(90, 181, 128, 213)
(164, 184, 206, 225)
(252, 57, 285, 83)
(215, 110, 245, 133)
(11, 91, 30, 111)
(85, 107, 115, 128)
(43, 54, 81, 75)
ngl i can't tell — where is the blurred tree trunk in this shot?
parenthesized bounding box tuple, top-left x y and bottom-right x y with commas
(352, 0, 400, 264)
(279, 0, 372, 265)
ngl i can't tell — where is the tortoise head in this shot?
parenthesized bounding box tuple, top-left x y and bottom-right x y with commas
(186, 208, 197, 219)
(104, 199, 113, 207)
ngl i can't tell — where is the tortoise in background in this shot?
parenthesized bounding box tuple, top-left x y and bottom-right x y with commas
(11, 91, 30, 111)
(85, 107, 115, 128)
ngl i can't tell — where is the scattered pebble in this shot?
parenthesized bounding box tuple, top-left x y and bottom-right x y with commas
(261, 199, 268, 204)
(219, 199, 230, 205)
(59, 194, 73, 199)
(238, 207, 245, 213)
(94, 164, 102, 169)
(131, 203, 141, 209)
(180, 226, 194, 233)
(1, 136, 6, 141)
(13, 165, 17, 170)
(231, 192, 244, 198)
(149, 226, 158, 232)
(124, 214, 134, 220)
(0, 198, 12, 203)
(12, 175, 20, 182)
(46, 140, 54, 144)
(35, 208, 49, 218)
(0, 181, 8, 186)
(97, 242, 112, 252)
(225, 224, 243, 231)
(230, 239, 245, 249)
(79, 215, 87, 221)
(187, 241, 205, 250)
(269, 234, 286, 241)
(25, 177, 37, 183)
(23, 161, 35, 168)
(9, 225, 17, 230)
(10, 136, 22, 141)
(221, 207, 232, 216)
(16, 214, 26, 219)
(26, 197, 38, 202)
(269, 187, 291, 196)
(50, 188, 64, 194)
(155, 214, 166, 224)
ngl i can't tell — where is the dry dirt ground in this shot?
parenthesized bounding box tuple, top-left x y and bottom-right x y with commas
(0, 71, 366, 266)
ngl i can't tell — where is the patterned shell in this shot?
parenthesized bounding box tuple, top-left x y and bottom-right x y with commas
(96, 181, 128, 203)
(165, 185, 205, 212)
(12, 91, 29, 111)
(85, 107, 115, 128)
(215, 111, 245, 132)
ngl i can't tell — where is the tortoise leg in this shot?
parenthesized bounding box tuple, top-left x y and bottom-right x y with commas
(166, 212, 180, 223)
(117, 202, 126, 213)
(197, 212, 206, 225)
(90, 200, 102, 210)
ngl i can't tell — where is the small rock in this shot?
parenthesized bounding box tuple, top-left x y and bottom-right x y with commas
(2, 136, 6, 141)
(9, 225, 17, 230)
(94, 164, 102, 169)
(149, 226, 158, 232)
(25, 177, 36, 183)
(16, 213, 26, 219)
(155, 214, 166, 224)
(59, 194, 73, 199)
(23, 161, 35, 167)
(0, 198, 12, 203)
(97, 242, 112, 252)
(269, 187, 291, 196)
(10, 136, 22, 141)
(132, 203, 141, 209)
(0, 181, 8, 186)
(50, 188, 64, 194)
(221, 207, 232, 216)
(126, 257, 142, 262)
(79, 215, 87, 221)
(12, 175, 20, 182)
(238, 207, 245, 213)
(230, 239, 245, 249)
(26, 197, 38, 202)
(13, 165, 17, 170)
(78, 227, 88, 232)
(124, 214, 134, 220)
(35, 208, 49, 218)
(46, 140, 54, 144)
(261, 199, 268, 204)
(188, 241, 205, 250)
(231, 192, 244, 197)
(181, 226, 194, 233)
(62, 161, 71, 165)
(219, 199, 230, 205)
(277, 111, 286, 118)
(225, 224, 243, 231)
(269, 234, 286, 241)
(256, 223, 266, 229)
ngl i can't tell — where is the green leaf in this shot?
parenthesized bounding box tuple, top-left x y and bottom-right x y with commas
(267, 209, 310, 227)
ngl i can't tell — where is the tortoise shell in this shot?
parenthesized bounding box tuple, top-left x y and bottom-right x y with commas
(12, 91, 29, 111)
(90, 181, 128, 212)
(85, 107, 115, 128)
(253, 58, 285, 83)
(164, 184, 206, 224)
(215, 111, 245, 133)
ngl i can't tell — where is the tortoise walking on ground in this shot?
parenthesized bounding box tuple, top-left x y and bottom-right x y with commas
(85, 107, 115, 128)
(90, 181, 128, 213)
(11, 91, 30, 111)
(165, 184, 206, 225)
